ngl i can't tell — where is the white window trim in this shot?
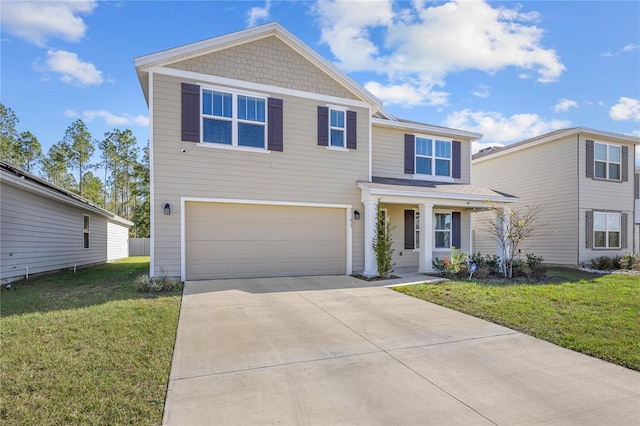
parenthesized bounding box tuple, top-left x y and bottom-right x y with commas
(593, 211, 621, 249)
(414, 135, 454, 180)
(200, 84, 269, 150)
(434, 211, 452, 250)
(328, 105, 347, 149)
(594, 142, 622, 181)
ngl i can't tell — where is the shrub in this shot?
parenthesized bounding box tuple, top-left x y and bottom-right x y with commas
(473, 265, 491, 279)
(591, 256, 615, 270)
(133, 273, 183, 293)
(470, 252, 501, 275)
(372, 202, 395, 278)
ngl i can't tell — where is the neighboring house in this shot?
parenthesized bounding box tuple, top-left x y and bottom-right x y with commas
(134, 23, 516, 281)
(0, 161, 132, 284)
(472, 128, 640, 267)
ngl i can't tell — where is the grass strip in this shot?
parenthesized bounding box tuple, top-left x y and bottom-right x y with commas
(394, 268, 640, 371)
(0, 257, 181, 425)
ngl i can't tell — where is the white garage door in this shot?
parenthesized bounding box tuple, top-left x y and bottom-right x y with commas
(185, 202, 347, 280)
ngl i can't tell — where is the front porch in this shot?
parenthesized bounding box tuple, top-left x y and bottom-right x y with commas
(358, 177, 518, 277)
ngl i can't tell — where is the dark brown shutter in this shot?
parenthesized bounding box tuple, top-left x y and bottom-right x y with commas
(267, 98, 283, 152)
(621, 212, 628, 249)
(404, 134, 415, 174)
(404, 210, 415, 249)
(452, 141, 462, 179)
(452, 212, 461, 249)
(586, 139, 594, 178)
(181, 83, 200, 142)
(585, 210, 593, 248)
(317, 106, 329, 146)
(622, 145, 629, 181)
(635, 173, 639, 199)
(346, 110, 357, 149)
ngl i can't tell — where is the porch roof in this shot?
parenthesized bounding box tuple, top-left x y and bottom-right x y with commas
(359, 177, 518, 205)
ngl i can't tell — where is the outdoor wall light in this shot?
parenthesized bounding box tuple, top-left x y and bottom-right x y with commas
(164, 203, 171, 215)
(354, 210, 361, 220)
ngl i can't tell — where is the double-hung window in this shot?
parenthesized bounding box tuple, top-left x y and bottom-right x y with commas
(594, 212, 621, 248)
(594, 142, 621, 180)
(83, 215, 90, 249)
(329, 108, 346, 148)
(435, 213, 451, 249)
(202, 88, 266, 148)
(415, 137, 452, 177)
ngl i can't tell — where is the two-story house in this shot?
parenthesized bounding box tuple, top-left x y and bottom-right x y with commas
(472, 128, 639, 267)
(134, 23, 516, 281)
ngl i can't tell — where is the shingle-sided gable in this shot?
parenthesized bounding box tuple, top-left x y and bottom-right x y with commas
(168, 36, 358, 100)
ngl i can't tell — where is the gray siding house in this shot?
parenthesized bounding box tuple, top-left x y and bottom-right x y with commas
(472, 128, 639, 266)
(1, 162, 132, 284)
(134, 23, 516, 281)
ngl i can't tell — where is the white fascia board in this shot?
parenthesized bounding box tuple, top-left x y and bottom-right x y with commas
(372, 117, 482, 141)
(135, 23, 382, 110)
(357, 182, 518, 204)
(473, 127, 640, 164)
(151, 66, 372, 110)
(134, 23, 282, 68)
(1, 172, 133, 226)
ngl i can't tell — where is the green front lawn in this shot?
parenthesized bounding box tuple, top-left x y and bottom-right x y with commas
(0, 257, 182, 425)
(394, 268, 640, 371)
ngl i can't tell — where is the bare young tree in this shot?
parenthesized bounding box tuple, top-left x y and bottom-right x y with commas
(486, 204, 542, 278)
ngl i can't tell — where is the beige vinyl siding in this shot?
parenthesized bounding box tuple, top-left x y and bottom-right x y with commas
(151, 73, 369, 277)
(471, 210, 497, 256)
(577, 134, 635, 264)
(473, 136, 579, 265)
(107, 221, 129, 262)
(0, 181, 113, 283)
(168, 36, 357, 100)
(372, 125, 472, 184)
(381, 204, 472, 270)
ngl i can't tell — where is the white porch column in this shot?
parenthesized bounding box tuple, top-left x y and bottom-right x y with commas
(496, 207, 511, 272)
(363, 198, 378, 277)
(418, 203, 433, 273)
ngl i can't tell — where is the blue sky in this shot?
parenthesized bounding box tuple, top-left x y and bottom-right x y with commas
(1, 0, 639, 168)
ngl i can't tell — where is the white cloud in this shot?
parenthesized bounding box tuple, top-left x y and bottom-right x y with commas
(313, 0, 565, 106)
(472, 84, 490, 98)
(364, 79, 449, 107)
(610, 97, 640, 122)
(65, 110, 148, 127)
(603, 43, 640, 57)
(0, 1, 97, 46)
(444, 109, 570, 143)
(45, 49, 103, 87)
(554, 98, 578, 112)
(247, 0, 271, 27)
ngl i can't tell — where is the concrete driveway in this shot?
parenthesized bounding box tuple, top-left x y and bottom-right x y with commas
(163, 275, 639, 425)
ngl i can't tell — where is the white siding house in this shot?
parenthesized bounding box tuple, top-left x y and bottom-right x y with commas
(1, 162, 133, 284)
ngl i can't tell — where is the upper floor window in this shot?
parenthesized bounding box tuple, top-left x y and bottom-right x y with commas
(594, 142, 621, 180)
(416, 137, 451, 177)
(330, 109, 346, 147)
(594, 212, 620, 248)
(202, 89, 266, 148)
